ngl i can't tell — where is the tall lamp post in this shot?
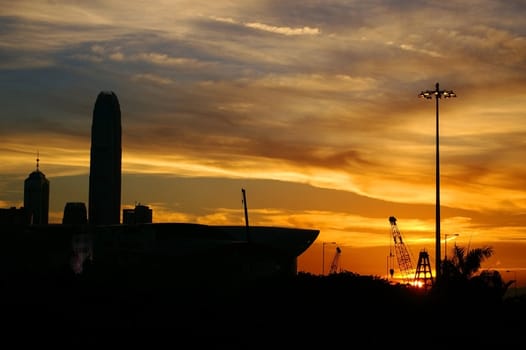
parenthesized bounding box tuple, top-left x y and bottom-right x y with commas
(419, 82, 456, 280)
(444, 233, 459, 260)
(322, 241, 336, 275)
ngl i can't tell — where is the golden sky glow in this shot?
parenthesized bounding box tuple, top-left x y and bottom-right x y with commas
(1, 0, 526, 284)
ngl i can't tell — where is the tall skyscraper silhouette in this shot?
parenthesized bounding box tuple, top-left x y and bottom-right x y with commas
(24, 154, 49, 224)
(88, 91, 122, 225)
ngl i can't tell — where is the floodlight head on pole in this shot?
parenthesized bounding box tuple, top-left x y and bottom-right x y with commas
(419, 82, 456, 100)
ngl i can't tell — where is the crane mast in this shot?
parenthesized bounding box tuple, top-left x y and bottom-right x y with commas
(388, 216, 415, 284)
(329, 246, 341, 274)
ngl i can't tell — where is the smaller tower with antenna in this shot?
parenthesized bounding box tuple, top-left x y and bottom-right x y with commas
(24, 152, 50, 224)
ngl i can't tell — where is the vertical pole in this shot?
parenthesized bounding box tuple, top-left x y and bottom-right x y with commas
(435, 82, 441, 280)
(242, 188, 250, 243)
(420, 82, 455, 280)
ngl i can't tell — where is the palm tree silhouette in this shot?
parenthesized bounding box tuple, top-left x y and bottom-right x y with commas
(436, 244, 514, 306)
(443, 244, 493, 280)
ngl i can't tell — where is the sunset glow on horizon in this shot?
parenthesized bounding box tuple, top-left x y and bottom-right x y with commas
(1, 1, 526, 287)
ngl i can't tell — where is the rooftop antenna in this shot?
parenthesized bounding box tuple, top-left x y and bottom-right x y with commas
(36, 150, 40, 172)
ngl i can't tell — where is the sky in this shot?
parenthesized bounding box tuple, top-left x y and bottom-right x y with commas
(1, 0, 526, 287)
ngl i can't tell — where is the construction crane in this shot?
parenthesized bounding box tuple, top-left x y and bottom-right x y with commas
(388, 216, 416, 284)
(329, 246, 342, 274)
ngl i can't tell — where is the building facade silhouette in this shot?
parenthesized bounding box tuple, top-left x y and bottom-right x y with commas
(63, 202, 88, 225)
(123, 203, 153, 224)
(0, 207, 30, 224)
(88, 91, 122, 225)
(23, 156, 49, 224)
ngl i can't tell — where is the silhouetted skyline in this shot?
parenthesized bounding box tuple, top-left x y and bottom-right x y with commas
(0, 1, 525, 285)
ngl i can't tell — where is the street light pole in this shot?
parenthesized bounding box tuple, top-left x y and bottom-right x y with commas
(444, 233, 459, 260)
(419, 82, 456, 280)
(322, 241, 336, 275)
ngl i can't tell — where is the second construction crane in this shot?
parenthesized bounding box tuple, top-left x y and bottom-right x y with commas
(388, 216, 416, 284)
(329, 246, 342, 274)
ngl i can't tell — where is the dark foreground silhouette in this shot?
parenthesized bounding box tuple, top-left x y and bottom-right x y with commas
(1, 265, 524, 345)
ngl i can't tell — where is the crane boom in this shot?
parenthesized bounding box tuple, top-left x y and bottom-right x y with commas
(388, 216, 415, 284)
(329, 246, 341, 274)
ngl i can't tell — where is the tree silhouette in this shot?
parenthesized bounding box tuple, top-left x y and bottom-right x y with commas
(433, 244, 513, 307)
(441, 244, 493, 282)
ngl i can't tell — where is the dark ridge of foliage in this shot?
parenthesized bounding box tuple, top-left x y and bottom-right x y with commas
(1, 241, 524, 345)
(1, 266, 524, 345)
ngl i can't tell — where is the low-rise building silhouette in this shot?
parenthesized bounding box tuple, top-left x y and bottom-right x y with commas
(62, 202, 88, 225)
(123, 203, 153, 224)
(0, 207, 30, 225)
